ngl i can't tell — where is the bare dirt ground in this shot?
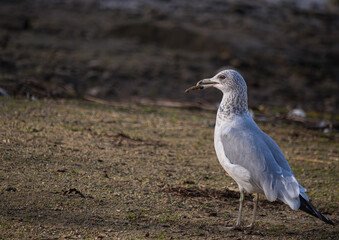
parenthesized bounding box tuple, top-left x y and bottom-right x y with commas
(0, 98, 338, 239)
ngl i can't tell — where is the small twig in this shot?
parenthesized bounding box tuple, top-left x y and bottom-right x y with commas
(292, 157, 333, 164)
(63, 188, 85, 198)
(83, 95, 115, 106)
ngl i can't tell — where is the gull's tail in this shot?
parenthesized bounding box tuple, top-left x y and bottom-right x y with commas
(299, 195, 334, 225)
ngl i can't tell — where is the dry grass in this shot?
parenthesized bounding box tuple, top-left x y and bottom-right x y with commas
(0, 98, 338, 239)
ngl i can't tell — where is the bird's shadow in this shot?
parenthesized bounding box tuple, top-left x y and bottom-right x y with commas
(163, 185, 284, 207)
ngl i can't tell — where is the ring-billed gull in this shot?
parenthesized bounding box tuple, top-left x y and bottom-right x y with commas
(185, 69, 334, 229)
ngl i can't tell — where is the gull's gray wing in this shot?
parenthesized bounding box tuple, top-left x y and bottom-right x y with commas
(220, 118, 302, 209)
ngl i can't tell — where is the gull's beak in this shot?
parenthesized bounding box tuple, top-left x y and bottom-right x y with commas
(196, 78, 219, 86)
(184, 78, 219, 93)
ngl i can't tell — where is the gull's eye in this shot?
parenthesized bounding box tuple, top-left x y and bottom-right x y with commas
(218, 75, 226, 80)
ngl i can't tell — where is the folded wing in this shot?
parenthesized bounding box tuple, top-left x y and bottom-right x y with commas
(220, 118, 303, 210)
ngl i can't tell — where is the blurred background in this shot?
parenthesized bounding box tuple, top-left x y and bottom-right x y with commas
(0, 0, 338, 113)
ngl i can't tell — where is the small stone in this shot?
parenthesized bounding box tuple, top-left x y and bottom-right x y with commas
(209, 212, 217, 217)
(288, 108, 306, 118)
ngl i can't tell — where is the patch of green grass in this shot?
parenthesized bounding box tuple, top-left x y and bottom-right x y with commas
(62, 124, 81, 132)
(158, 212, 179, 224)
(141, 106, 157, 114)
(0, 222, 10, 228)
(155, 233, 165, 239)
(24, 217, 32, 223)
(293, 167, 304, 174)
(127, 214, 137, 220)
(269, 225, 285, 231)
(170, 114, 179, 121)
(195, 228, 204, 236)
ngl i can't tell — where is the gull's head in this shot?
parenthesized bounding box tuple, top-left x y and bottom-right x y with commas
(185, 69, 249, 118)
(194, 70, 247, 94)
(185, 69, 247, 96)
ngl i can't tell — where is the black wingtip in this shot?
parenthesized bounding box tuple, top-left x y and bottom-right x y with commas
(299, 195, 334, 225)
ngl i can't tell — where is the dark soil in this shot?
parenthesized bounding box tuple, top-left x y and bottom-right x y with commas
(0, 0, 338, 112)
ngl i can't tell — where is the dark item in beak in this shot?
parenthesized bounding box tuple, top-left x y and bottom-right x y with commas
(184, 85, 205, 93)
(184, 79, 219, 94)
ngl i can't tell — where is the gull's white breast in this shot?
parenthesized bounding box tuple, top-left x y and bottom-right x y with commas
(214, 117, 263, 194)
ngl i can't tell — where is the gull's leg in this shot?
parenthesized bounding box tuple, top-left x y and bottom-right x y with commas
(222, 188, 244, 231)
(247, 193, 259, 229)
(235, 189, 245, 228)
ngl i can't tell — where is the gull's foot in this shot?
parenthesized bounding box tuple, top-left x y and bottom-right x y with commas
(219, 225, 242, 231)
(246, 223, 255, 230)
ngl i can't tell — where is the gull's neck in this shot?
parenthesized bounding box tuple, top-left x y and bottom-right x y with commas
(216, 91, 248, 126)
